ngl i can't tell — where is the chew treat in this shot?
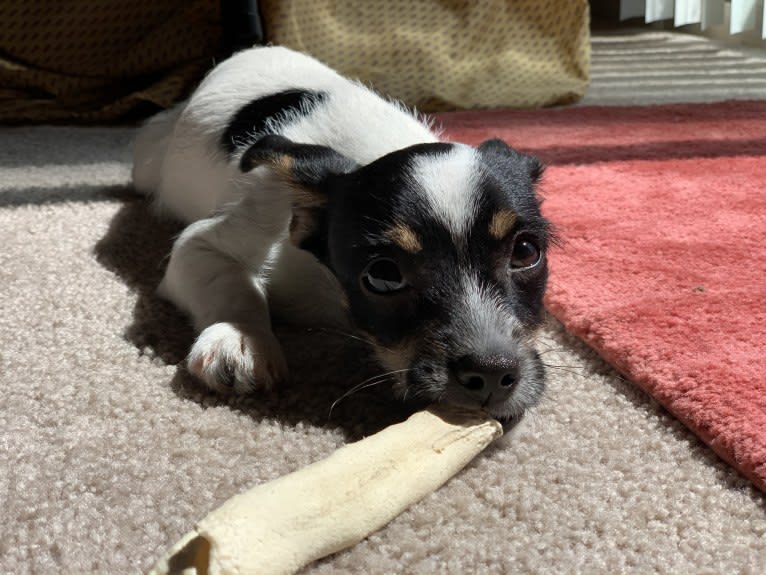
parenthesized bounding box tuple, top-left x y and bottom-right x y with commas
(149, 406, 503, 575)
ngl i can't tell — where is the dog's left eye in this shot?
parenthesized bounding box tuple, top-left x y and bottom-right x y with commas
(361, 258, 407, 294)
(510, 235, 542, 270)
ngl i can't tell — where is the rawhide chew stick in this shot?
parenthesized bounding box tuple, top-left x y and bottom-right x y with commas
(148, 406, 502, 575)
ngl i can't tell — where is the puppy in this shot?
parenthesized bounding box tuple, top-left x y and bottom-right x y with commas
(132, 46, 550, 424)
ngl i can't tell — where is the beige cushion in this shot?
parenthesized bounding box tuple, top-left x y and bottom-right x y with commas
(260, 0, 591, 111)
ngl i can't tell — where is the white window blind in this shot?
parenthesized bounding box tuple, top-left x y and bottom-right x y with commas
(675, 0, 702, 25)
(730, 0, 758, 34)
(620, 0, 766, 38)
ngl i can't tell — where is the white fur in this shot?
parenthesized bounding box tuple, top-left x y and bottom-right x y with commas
(133, 46, 438, 222)
(132, 46, 441, 392)
(455, 273, 518, 354)
(407, 145, 483, 242)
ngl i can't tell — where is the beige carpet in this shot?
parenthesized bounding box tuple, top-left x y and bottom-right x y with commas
(3, 31, 766, 574)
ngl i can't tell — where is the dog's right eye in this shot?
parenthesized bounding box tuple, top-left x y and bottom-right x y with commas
(361, 258, 407, 294)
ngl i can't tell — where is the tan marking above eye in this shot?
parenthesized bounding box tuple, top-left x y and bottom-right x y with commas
(489, 209, 517, 240)
(273, 154, 294, 172)
(385, 223, 423, 253)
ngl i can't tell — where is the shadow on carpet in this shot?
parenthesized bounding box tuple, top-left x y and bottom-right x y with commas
(94, 196, 415, 440)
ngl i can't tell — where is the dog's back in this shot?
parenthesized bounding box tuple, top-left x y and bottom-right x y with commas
(132, 46, 439, 222)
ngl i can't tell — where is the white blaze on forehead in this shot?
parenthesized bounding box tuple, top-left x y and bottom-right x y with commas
(407, 145, 483, 239)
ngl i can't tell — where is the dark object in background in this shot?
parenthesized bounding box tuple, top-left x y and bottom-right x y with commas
(0, 1, 222, 123)
(221, 0, 263, 55)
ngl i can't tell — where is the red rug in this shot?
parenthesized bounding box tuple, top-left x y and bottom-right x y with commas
(437, 101, 766, 493)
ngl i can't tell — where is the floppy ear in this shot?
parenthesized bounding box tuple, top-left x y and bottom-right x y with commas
(240, 135, 358, 256)
(478, 138, 544, 183)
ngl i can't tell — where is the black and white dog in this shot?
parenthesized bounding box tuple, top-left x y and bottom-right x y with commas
(132, 46, 550, 424)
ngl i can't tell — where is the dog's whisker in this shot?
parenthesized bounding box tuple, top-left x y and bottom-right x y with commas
(328, 368, 412, 419)
(542, 363, 591, 378)
(542, 362, 588, 370)
(405, 384, 437, 403)
(355, 368, 410, 389)
(312, 327, 394, 353)
(536, 348, 568, 356)
(328, 378, 392, 418)
(530, 338, 560, 351)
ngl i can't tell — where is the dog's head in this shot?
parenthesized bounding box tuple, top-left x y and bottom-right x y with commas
(241, 135, 550, 423)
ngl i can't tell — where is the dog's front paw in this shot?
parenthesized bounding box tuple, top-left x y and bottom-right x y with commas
(186, 322, 287, 394)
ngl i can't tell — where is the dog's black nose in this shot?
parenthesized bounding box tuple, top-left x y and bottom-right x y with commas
(451, 354, 520, 404)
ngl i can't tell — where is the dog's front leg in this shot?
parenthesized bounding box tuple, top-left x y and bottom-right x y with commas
(159, 198, 289, 394)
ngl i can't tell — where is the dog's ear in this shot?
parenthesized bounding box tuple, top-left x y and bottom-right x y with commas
(478, 138, 544, 183)
(240, 134, 357, 186)
(240, 135, 358, 256)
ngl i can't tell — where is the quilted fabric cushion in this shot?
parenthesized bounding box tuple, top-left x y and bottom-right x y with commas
(0, 0, 220, 123)
(260, 0, 591, 111)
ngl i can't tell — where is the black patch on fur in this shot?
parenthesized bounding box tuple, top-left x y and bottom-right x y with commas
(473, 139, 550, 327)
(325, 143, 461, 340)
(325, 139, 549, 347)
(243, 136, 549, 415)
(221, 90, 326, 155)
(303, 139, 551, 417)
(479, 138, 545, 185)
